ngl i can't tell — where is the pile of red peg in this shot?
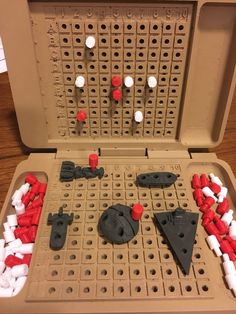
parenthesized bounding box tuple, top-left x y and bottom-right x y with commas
(192, 173, 236, 296)
(0, 173, 47, 297)
(192, 173, 236, 261)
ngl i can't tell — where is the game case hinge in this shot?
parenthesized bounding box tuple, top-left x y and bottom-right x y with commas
(28, 153, 56, 160)
(189, 152, 218, 160)
(56, 150, 98, 159)
(99, 148, 147, 158)
(148, 150, 190, 159)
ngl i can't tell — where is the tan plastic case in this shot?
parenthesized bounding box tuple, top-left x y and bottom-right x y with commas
(0, 0, 236, 313)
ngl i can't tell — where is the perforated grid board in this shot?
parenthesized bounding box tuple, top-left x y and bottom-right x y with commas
(26, 162, 212, 301)
(30, 2, 192, 139)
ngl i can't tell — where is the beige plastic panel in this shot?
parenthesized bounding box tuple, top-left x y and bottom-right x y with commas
(0, 0, 235, 150)
(0, 154, 236, 313)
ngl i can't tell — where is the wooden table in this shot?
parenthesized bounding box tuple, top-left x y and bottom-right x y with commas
(0, 72, 236, 208)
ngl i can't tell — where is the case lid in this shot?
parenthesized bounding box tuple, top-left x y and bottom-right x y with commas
(0, 0, 236, 151)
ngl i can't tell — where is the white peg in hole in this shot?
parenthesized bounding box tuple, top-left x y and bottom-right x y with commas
(134, 111, 143, 123)
(75, 75, 85, 88)
(124, 76, 134, 88)
(85, 36, 96, 49)
(147, 76, 157, 88)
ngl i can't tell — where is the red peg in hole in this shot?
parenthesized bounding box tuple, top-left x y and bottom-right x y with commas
(76, 110, 87, 122)
(131, 203, 144, 221)
(89, 154, 98, 171)
(112, 76, 122, 87)
(112, 89, 122, 101)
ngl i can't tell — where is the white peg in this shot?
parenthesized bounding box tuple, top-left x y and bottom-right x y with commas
(134, 111, 143, 123)
(13, 243, 34, 255)
(0, 262, 5, 276)
(218, 186, 228, 203)
(7, 215, 18, 227)
(19, 183, 30, 195)
(147, 76, 157, 88)
(13, 276, 27, 295)
(3, 223, 10, 231)
(0, 248, 5, 262)
(209, 173, 223, 186)
(225, 273, 236, 296)
(85, 36, 96, 49)
(0, 273, 10, 288)
(0, 287, 13, 297)
(0, 240, 5, 249)
(75, 75, 85, 88)
(8, 239, 22, 250)
(15, 201, 25, 215)
(206, 235, 222, 256)
(3, 229, 15, 244)
(124, 76, 134, 88)
(11, 264, 29, 278)
(223, 254, 236, 275)
(202, 187, 217, 201)
(11, 190, 23, 206)
(15, 253, 24, 259)
(221, 209, 234, 227)
(229, 220, 236, 240)
(4, 248, 14, 259)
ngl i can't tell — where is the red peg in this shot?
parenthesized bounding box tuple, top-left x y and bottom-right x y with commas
(29, 181, 41, 201)
(89, 154, 98, 171)
(200, 197, 215, 213)
(31, 207, 42, 226)
(220, 240, 236, 261)
(200, 174, 209, 188)
(204, 223, 222, 243)
(76, 110, 87, 122)
(28, 226, 38, 242)
(193, 189, 204, 206)
(21, 192, 31, 207)
(19, 232, 31, 244)
(28, 197, 43, 209)
(19, 207, 40, 218)
(22, 254, 32, 266)
(112, 89, 122, 101)
(14, 227, 29, 239)
(217, 198, 229, 215)
(5, 255, 23, 268)
(209, 182, 221, 194)
(191, 174, 201, 189)
(214, 216, 228, 235)
(25, 173, 37, 185)
(228, 239, 236, 252)
(18, 216, 32, 227)
(112, 76, 122, 87)
(202, 210, 215, 226)
(131, 204, 144, 221)
(38, 183, 47, 199)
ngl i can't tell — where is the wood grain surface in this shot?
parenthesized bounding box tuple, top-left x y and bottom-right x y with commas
(0, 72, 236, 209)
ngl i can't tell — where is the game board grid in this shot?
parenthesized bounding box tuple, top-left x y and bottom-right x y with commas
(26, 164, 212, 300)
